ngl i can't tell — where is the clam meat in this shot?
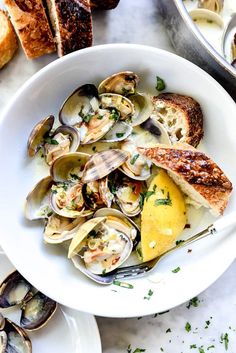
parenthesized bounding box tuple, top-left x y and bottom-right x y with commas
(120, 140, 152, 180)
(68, 216, 134, 274)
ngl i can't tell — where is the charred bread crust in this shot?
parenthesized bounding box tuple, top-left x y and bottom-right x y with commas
(50, 0, 92, 56)
(152, 93, 204, 147)
(138, 143, 233, 215)
(0, 10, 18, 68)
(90, 0, 120, 10)
(4, 0, 55, 59)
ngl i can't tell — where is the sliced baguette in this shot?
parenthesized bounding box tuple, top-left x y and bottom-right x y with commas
(151, 93, 204, 147)
(46, 0, 93, 57)
(4, 0, 55, 59)
(138, 143, 233, 216)
(0, 9, 18, 68)
(90, 0, 120, 10)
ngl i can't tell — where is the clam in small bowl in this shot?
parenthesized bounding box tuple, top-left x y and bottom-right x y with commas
(0, 44, 236, 318)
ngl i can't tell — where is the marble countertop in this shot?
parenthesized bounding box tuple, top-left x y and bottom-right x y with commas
(0, 0, 236, 352)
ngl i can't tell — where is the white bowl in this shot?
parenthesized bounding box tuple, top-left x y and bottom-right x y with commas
(0, 44, 236, 318)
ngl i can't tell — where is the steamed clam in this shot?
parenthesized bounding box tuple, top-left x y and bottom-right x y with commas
(82, 177, 114, 210)
(98, 71, 139, 96)
(25, 176, 54, 221)
(27, 116, 80, 165)
(0, 318, 32, 353)
(0, 271, 57, 332)
(44, 213, 85, 244)
(68, 213, 136, 275)
(119, 140, 152, 180)
(99, 93, 134, 120)
(128, 93, 153, 126)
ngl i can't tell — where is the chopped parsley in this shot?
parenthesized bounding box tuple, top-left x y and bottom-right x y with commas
(155, 75, 166, 91)
(130, 154, 140, 165)
(127, 345, 146, 353)
(97, 115, 104, 120)
(44, 137, 59, 145)
(70, 173, 79, 180)
(205, 320, 211, 329)
(176, 240, 184, 245)
(154, 192, 172, 206)
(172, 266, 181, 273)
(207, 346, 215, 350)
(109, 108, 120, 121)
(145, 184, 157, 200)
(139, 192, 146, 208)
(144, 289, 154, 300)
(116, 132, 125, 138)
(108, 181, 117, 195)
(220, 333, 229, 350)
(166, 328, 171, 333)
(113, 280, 134, 289)
(199, 348, 205, 353)
(187, 297, 199, 309)
(185, 322, 192, 332)
(190, 344, 197, 349)
(83, 114, 93, 123)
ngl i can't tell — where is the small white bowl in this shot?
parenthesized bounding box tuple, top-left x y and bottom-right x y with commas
(0, 44, 236, 318)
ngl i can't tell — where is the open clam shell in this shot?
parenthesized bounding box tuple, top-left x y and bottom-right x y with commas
(25, 176, 54, 220)
(82, 176, 114, 210)
(59, 84, 99, 126)
(44, 125, 80, 166)
(2, 319, 32, 353)
(0, 313, 5, 330)
(98, 71, 139, 96)
(129, 93, 153, 126)
(44, 213, 85, 244)
(68, 216, 133, 275)
(99, 93, 135, 120)
(0, 271, 32, 308)
(50, 152, 90, 183)
(50, 182, 93, 219)
(189, 8, 224, 27)
(119, 140, 152, 181)
(82, 149, 129, 183)
(20, 292, 57, 331)
(100, 121, 132, 142)
(27, 115, 54, 157)
(198, 0, 224, 13)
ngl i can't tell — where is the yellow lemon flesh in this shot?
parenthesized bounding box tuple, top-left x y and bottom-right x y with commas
(140, 169, 186, 262)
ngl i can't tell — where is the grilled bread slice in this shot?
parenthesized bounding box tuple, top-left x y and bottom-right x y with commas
(0, 9, 18, 69)
(0, 9, 18, 68)
(4, 0, 55, 59)
(151, 93, 204, 147)
(46, 0, 93, 57)
(90, 0, 120, 10)
(138, 143, 233, 216)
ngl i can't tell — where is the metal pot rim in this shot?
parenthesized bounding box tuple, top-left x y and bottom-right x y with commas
(174, 0, 236, 79)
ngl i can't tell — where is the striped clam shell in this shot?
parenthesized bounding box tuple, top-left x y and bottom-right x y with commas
(82, 149, 129, 183)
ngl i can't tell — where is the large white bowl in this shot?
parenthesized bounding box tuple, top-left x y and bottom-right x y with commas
(0, 44, 236, 318)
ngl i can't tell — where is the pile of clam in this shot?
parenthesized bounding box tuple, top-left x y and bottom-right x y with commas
(25, 71, 169, 279)
(0, 271, 57, 353)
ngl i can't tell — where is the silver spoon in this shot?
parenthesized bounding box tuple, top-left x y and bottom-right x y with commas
(77, 211, 236, 285)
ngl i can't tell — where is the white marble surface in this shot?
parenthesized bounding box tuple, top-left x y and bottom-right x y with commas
(0, 0, 236, 352)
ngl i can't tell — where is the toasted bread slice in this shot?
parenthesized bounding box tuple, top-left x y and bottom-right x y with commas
(46, 0, 93, 57)
(151, 93, 204, 147)
(0, 9, 18, 68)
(90, 0, 120, 10)
(4, 0, 55, 59)
(138, 143, 233, 216)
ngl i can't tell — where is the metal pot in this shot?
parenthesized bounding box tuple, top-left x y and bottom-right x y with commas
(157, 0, 236, 101)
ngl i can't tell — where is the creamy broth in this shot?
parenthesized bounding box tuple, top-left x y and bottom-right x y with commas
(184, 0, 236, 62)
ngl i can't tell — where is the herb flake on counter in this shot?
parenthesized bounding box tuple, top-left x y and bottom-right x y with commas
(207, 346, 215, 350)
(220, 333, 229, 351)
(166, 328, 171, 333)
(127, 345, 146, 353)
(144, 289, 154, 300)
(172, 266, 180, 273)
(130, 154, 140, 165)
(185, 322, 192, 332)
(190, 344, 197, 349)
(155, 76, 166, 91)
(113, 280, 134, 289)
(198, 348, 205, 353)
(187, 296, 199, 309)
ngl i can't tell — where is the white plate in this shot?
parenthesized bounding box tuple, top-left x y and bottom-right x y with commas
(0, 250, 101, 353)
(0, 44, 236, 318)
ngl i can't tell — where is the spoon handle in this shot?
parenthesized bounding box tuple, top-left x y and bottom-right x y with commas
(213, 211, 236, 233)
